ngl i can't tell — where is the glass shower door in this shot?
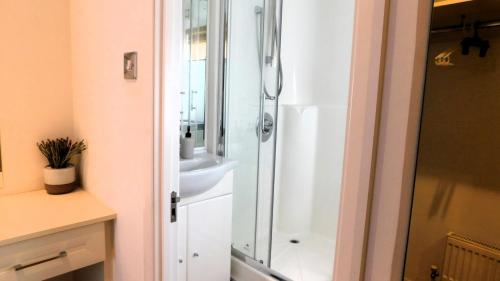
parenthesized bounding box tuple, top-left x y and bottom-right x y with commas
(223, 0, 354, 279)
(223, 0, 282, 265)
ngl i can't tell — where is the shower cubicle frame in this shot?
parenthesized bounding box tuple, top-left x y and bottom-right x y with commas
(153, 0, 393, 280)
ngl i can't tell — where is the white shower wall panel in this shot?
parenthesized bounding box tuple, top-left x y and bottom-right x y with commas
(280, 0, 354, 106)
(274, 0, 353, 240)
(311, 105, 346, 238)
(276, 105, 319, 235)
(275, 105, 346, 239)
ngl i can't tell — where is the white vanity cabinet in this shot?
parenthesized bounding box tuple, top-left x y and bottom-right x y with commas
(177, 194, 233, 281)
(0, 223, 105, 281)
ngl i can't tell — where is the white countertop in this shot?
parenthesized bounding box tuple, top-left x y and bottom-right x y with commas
(0, 189, 116, 247)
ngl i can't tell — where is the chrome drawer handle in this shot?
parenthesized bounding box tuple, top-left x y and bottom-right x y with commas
(13, 251, 67, 271)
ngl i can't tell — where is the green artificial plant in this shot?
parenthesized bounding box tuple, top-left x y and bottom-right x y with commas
(37, 138, 87, 169)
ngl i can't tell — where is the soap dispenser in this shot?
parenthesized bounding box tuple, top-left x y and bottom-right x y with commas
(180, 126, 195, 159)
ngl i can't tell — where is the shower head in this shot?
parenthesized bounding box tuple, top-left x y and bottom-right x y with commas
(255, 6, 263, 15)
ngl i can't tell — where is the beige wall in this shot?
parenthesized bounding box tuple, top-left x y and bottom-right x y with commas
(0, 0, 73, 195)
(0, 1, 155, 279)
(404, 31, 500, 281)
(70, 0, 155, 280)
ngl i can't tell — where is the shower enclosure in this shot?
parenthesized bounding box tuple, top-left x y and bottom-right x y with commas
(219, 0, 355, 280)
(222, 0, 282, 267)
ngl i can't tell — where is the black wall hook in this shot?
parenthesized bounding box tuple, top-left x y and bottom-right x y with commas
(461, 21, 490, 57)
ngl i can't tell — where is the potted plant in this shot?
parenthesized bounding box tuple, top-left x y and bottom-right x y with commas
(37, 138, 87, 195)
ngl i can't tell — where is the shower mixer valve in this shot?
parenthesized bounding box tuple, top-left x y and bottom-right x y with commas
(256, 112, 274, 142)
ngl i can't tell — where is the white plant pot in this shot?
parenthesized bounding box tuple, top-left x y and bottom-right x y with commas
(43, 166, 77, 194)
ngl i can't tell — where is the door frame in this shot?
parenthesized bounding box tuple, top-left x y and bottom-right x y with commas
(154, 0, 183, 280)
(153, 0, 409, 280)
(331, 0, 392, 279)
(363, 0, 433, 280)
(153, 0, 162, 280)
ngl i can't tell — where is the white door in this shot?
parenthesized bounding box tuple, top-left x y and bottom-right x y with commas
(177, 206, 188, 281)
(187, 195, 232, 281)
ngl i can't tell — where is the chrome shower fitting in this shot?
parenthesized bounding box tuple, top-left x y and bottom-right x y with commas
(256, 112, 274, 142)
(254, 2, 283, 101)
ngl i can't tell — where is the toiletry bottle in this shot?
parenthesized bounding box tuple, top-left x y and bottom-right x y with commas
(180, 126, 195, 159)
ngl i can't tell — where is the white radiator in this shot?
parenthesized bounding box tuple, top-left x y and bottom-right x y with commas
(441, 232, 500, 281)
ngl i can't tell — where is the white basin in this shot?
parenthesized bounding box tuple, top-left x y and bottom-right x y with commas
(180, 153, 237, 198)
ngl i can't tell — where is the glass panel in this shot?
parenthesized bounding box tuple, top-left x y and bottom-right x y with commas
(254, 0, 282, 265)
(181, 0, 208, 147)
(224, 0, 267, 258)
(403, 3, 500, 281)
(223, 0, 354, 279)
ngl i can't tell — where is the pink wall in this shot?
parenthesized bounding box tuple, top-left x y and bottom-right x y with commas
(0, 1, 155, 279)
(0, 0, 73, 195)
(70, 1, 155, 280)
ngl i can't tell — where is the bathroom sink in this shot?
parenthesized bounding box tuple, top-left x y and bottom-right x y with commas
(180, 153, 237, 198)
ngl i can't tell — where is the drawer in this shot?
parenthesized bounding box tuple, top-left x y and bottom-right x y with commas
(0, 223, 105, 281)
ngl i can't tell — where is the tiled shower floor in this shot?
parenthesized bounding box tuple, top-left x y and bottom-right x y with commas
(271, 232, 335, 281)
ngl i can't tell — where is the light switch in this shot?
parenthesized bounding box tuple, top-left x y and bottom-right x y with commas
(124, 52, 137, 80)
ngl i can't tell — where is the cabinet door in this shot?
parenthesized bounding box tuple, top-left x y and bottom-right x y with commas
(187, 195, 232, 281)
(177, 206, 188, 281)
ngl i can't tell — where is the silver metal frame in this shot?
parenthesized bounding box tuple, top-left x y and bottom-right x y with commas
(266, 0, 283, 269)
(216, 0, 228, 156)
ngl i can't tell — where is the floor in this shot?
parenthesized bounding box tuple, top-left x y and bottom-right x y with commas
(271, 232, 335, 281)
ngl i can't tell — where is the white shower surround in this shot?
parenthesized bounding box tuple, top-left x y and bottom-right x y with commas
(275, 105, 346, 238)
(274, 0, 352, 241)
(226, 0, 354, 278)
(276, 105, 319, 235)
(270, 0, 354, 279)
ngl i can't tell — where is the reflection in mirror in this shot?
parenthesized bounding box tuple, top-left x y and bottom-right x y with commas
(181, 0, 209, 148)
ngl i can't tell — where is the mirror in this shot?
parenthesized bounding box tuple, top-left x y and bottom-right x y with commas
(181, 0, 209, 148)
